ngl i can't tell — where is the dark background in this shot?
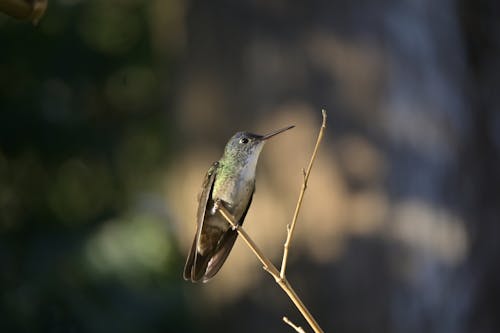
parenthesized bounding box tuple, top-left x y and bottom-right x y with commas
(1, 0, 499, 332)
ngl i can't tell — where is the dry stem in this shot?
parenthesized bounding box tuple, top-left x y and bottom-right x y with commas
(283, 316, 307, 333)
(216, 203, 324, 333)
(214, 110, 327, 333)
(280, 109, 327, 278)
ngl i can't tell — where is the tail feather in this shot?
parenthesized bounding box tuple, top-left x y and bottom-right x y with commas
(183, 229, 239, 283)
(183, 237, 211, 282)
(203, 230, 238, 281)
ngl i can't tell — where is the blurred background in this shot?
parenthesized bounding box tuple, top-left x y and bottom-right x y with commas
(1, 0, 499, 332)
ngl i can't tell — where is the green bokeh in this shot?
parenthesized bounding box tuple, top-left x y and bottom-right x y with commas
(0, 1, 188, 332)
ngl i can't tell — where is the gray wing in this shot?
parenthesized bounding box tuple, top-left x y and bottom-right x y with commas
(183, 162, 218, 281)
(202, 189, 254, 281)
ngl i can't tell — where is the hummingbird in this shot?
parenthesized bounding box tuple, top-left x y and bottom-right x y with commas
(183, 125, 295, 282)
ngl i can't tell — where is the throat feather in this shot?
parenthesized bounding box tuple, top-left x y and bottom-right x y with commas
(213, 157, 257, 207)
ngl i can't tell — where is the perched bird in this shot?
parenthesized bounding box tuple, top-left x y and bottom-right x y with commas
(183, 125, 294, 282)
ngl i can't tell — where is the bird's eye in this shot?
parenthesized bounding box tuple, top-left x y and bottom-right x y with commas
(239, 138, 249, 144)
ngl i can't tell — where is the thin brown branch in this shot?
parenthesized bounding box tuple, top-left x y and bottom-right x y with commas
(216, 202, 324, 333)
(215, 200, 274, 273)
(280, 110, 327, 278)
(283, 316, 307, 333)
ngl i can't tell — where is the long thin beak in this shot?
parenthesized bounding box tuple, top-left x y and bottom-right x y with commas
(261, 125, 295, 140)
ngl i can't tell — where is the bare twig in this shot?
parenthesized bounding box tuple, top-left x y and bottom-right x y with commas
(215, 200, 274, 272)
(216, 203, 324, 333)
(280, 110, 327, 278)
(283, 316, 307, 333)
(214, 110, 328, 333)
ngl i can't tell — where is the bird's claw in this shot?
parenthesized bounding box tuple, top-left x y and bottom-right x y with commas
(211, 199, 221, 215)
